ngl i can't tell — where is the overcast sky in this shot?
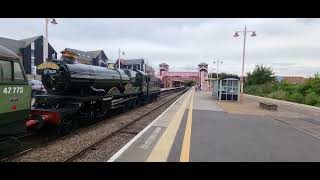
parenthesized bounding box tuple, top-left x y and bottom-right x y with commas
(1, 18, 319, 77)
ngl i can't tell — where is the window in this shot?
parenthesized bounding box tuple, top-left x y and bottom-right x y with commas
(31, 42, 35, 50)
(0, 60, 12, 81)
(14, 62, 25, 81)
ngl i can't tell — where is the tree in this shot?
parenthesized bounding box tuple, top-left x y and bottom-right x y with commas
(245, 64, 276, 85)
(185, 80, 196, 87)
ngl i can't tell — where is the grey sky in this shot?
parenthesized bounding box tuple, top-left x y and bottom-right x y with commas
(1, 18, 319, 77)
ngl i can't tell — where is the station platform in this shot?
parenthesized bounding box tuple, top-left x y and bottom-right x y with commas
(109, 87, 320, 162)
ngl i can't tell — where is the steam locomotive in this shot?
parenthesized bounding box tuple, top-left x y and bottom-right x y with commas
(26, 50, 161, 135)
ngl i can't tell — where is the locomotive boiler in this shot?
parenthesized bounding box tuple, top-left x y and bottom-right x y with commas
(40, 51, 131, 96)
(26, 50, 161, 135)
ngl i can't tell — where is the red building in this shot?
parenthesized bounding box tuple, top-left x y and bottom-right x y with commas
(159, 71, 199, 88)
(158, 63, 209, 88)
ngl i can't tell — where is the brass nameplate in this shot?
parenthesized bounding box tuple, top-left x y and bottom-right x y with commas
(37, 62, 60, 70)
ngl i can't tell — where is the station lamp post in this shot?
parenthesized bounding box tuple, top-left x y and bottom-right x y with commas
(44, 18, 58, 63)
(233, 25, 256, 104)
(213, 59, 223, 80)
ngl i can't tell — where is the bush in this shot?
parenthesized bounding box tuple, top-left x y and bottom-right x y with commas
(241, 71, 320, 107)
(244, 83, 277, 96)
(304, 92, 320, 106)
(287, 92, 304, 103)
(267, 90, 288, 100)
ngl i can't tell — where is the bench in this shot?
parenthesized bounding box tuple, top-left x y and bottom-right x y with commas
(259, 101, 278, 111)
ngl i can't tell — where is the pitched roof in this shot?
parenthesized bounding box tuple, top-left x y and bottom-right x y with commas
(0, 45, 20, 59)
(65, 48, 107, 61)
(87, 50, 103, 58)
(120, 59, 144, 65)
(20, 35, 42, 48)
(65, 48, 92, 61)
(160, 63, 168, 66)
(0, 35, 44, 55)
(0, 37, 25, 54)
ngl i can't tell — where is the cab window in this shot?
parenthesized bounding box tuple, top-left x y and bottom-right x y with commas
(13, 62, 26, 81)
(0, 60, 12, 81)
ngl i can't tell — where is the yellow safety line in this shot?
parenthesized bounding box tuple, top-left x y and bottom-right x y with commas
(146, 89, 193, 162)
(180, 89, 194, 162)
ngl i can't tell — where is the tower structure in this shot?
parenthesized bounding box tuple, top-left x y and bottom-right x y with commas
(198, 62, 209, 90)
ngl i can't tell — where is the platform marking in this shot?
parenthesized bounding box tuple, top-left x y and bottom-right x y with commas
(107, 89, 190, 162)
(146, 89, 193, 162)
(140, 127, 162, 150)
(180, 89, 194, 162)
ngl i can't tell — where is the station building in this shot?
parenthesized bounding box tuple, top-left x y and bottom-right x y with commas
(63, 48, 108, 67)
(114, 58, 156, 76)
(0, 35, 57, 80)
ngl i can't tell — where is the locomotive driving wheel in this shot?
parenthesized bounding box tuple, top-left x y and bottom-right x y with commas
(84, 101, 97, 124)
(57, 114, 75, 136)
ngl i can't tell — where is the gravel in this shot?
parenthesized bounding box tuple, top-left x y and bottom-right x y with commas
(72, 93, 181, 162)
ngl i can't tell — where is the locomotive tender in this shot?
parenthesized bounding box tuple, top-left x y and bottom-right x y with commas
(26, 50, 161, 135)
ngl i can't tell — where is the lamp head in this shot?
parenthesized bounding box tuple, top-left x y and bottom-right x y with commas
(51, 18, 58, 24)
(233, 32, 239, 37)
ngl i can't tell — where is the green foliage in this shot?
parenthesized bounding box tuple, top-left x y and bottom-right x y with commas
(246, 65, 276, 85)
(208, 72, 239, 79)
(304, 92, 320, 106)
(244, 71, 320, 107)
(287, 92, 304, 103)
(244, 83, 277, 96)
(267, 90, 288, 100)
(185, 80, 196, 87)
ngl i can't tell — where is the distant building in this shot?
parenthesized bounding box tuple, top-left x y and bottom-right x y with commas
(145, 65, 155, 75)
(113, 58, 155, 75)
(159, 63, 169, 76)
(64, 48, 108, 67)
(114, 58, 145, 71)
(198, 63, 209, 90)
(0, 35, 57, 80)
(276, 76, 308, 84)
(158, 63, 199, 88)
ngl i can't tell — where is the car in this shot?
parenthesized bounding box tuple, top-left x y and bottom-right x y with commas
(28, 80, 46, 97)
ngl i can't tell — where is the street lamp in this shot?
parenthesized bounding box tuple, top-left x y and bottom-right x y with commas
(118, 48, 125, 69)
(234, 25, 256, 103)
(44, 18, 58, 62)
(213, 59, 223, 79)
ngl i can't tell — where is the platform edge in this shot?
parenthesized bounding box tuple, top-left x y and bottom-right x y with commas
(107, 89, 190, 162)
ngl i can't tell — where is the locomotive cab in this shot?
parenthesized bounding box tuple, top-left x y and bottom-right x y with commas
(0, 45, 32, 156)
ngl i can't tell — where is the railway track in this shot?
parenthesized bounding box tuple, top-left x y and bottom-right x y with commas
(1, 129, 58, 161)
(63, 88, 188, 162)
(1, 87, 187, 162)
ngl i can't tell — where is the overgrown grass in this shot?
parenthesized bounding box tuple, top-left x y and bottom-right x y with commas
(244, 79, 320, 107)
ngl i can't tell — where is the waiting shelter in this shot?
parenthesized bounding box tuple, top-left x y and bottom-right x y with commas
(212, 77, 240, 101)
